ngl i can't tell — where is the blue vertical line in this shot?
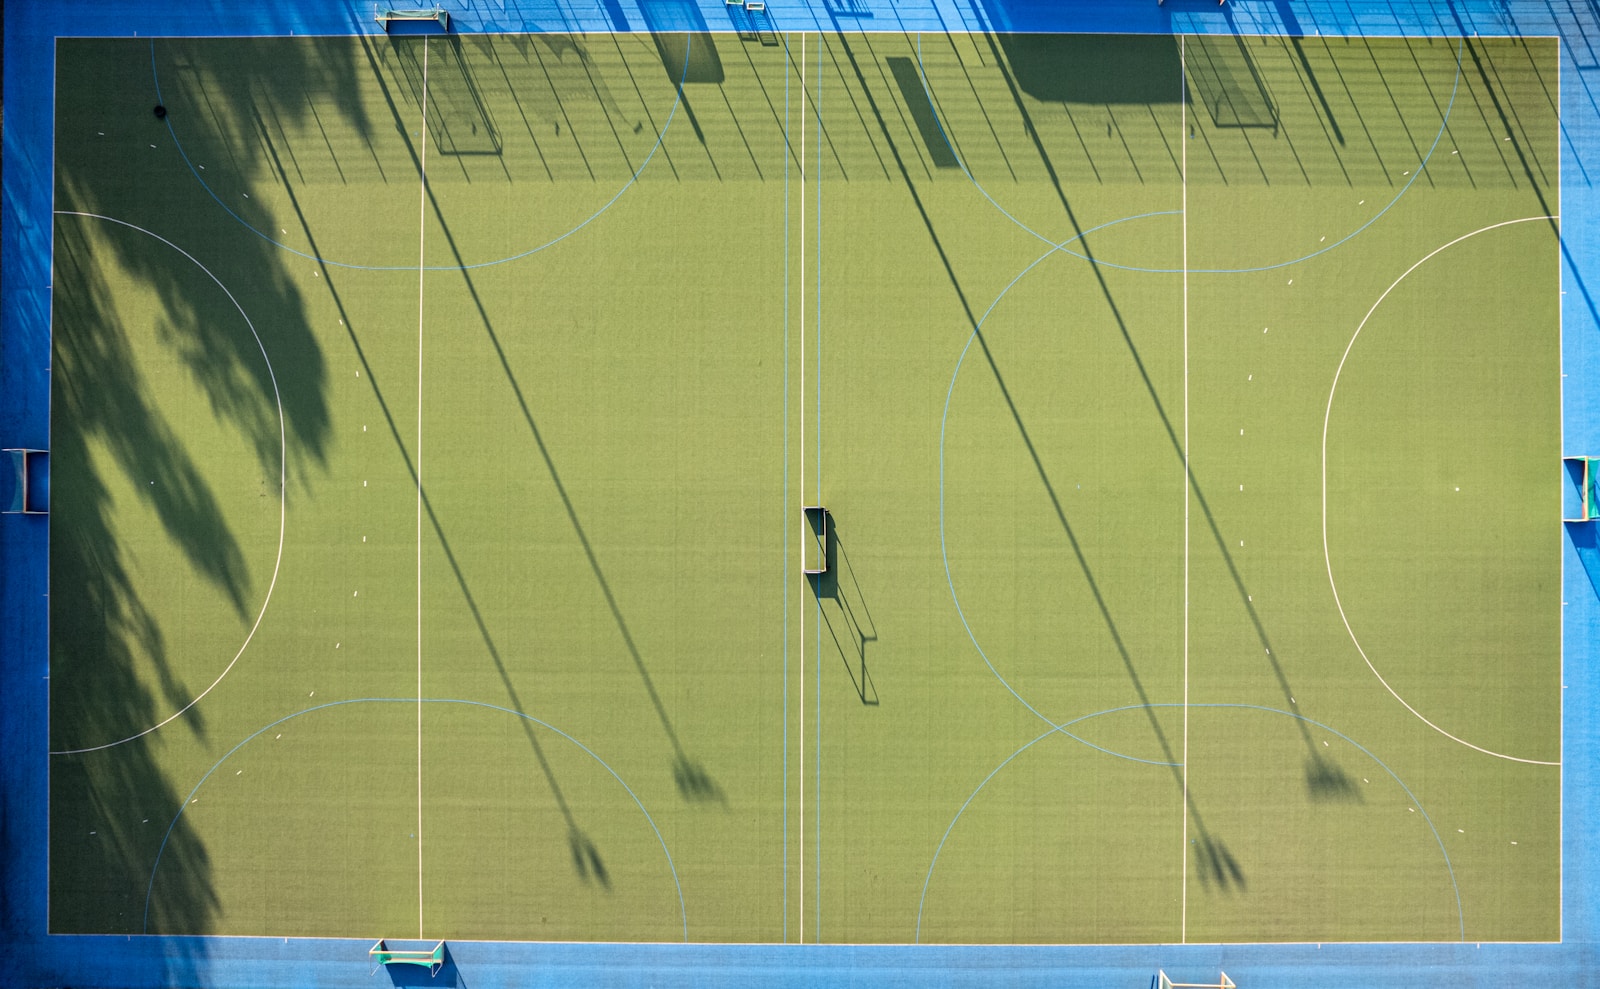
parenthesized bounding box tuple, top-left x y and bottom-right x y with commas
(781, 29, 791, 947)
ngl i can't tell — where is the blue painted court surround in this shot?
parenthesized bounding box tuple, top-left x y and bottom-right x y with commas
(4, 0, 1599, 984)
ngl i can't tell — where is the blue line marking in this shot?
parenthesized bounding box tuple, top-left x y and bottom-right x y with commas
(142, 698, 688, 941)
(148, 36, 690, 272)
(913, 34, 1467, 275)
(915, 702, 1464, 943)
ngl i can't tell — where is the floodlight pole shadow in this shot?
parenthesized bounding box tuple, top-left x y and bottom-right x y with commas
(276, 41, 612, 888)
(416, 172, 723, 806)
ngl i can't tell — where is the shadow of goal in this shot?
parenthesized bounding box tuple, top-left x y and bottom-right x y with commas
(1187, 35, 1276, 129)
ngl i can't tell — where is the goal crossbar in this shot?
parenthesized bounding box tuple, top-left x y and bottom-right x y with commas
(1158, 972, 1236, 989)
(369, 940, 445, 976)
(374, 5, 451, 30)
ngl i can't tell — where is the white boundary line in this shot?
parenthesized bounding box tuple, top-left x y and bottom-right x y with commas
(43, 29, 1567, 953)
(415, 36, 431, 942)
(1320, 215, 1560, 768)
(48, 212, 289, 758)
(1179, 33, 1190, 946)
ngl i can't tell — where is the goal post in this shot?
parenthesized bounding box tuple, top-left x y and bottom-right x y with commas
(369, 940, 445, 977)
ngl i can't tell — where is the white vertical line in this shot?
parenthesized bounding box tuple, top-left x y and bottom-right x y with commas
(1179, 33, 1190, 947)
(797, 29, 807, 949)
(416, 35, 430, 944)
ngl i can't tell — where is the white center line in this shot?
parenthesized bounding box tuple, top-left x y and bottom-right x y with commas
(1180, 33, 1190, 947)
(415, 35, 431, 943)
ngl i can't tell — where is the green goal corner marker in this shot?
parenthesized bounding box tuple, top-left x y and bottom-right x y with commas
(369, 940, 445, 977)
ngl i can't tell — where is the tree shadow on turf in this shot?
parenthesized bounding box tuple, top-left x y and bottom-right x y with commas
(46, 35, 363, 949)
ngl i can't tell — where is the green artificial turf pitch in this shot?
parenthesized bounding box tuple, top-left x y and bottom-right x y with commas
(49, 30, 1559, 944)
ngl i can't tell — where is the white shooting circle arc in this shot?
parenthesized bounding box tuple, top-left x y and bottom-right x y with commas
(1321, 215, 1560, 767)
(50, 210, 288, 757)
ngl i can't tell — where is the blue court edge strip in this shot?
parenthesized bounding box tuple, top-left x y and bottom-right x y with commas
(3, 1, 1597, 987)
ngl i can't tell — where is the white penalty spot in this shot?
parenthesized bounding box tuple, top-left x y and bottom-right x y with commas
(1409, 807, 1416, 813)
(1323, 740, 1329, 746)
(236, 770, 242, 775)
(310, 690, 316, 696)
